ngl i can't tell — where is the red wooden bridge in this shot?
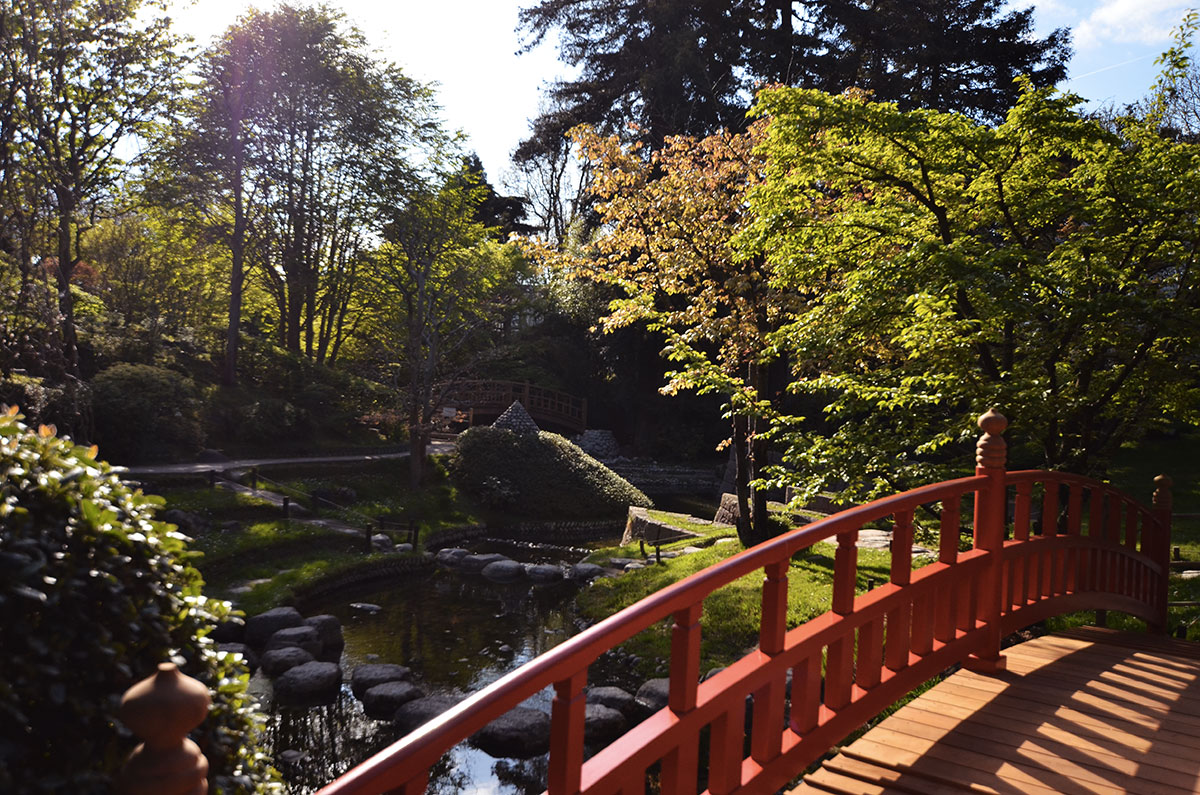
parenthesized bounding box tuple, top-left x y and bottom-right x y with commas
(317, 410, 1179, 795)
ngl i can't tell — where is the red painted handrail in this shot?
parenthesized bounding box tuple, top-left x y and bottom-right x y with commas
(318, 411, 1171, 795)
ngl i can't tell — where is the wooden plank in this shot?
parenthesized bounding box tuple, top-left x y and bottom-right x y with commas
(793, 630, 1200, 795)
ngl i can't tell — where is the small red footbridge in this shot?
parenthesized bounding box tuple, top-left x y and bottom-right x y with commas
(318, 410, 1173, 795)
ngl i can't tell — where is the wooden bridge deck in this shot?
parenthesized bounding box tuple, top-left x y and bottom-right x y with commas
(794, 626, 1200, 794)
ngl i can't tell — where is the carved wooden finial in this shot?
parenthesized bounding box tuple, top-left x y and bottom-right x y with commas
(118, 662, 211, 795)
(1154, 474, 1174, 512)
(975, 409, 1008, 470)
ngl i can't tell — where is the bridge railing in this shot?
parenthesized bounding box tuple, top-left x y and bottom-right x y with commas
(442, 380, 587, 432)
(316, 410, 1170, 795)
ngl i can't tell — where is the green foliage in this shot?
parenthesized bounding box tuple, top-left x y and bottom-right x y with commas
(90, 363, 204, 463)
(0, 410, 278, 793)
(450, 426, 651, 519)
(743, 82, 1200, 500)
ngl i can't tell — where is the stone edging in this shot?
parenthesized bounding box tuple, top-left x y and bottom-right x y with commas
(293, 555, 435, 610)
(429, 520, 626, 550)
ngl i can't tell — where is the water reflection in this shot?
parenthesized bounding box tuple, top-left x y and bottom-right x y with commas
(261, 567, 587, 793)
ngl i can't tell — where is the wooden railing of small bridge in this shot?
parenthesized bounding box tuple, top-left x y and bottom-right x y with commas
(316, 410, 1171, 795)
(441, 380, 587, 432)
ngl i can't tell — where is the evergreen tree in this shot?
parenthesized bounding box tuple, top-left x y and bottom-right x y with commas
(515, 0, 1070, 160)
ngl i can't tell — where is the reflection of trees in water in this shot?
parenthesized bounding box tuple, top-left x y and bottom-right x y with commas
(266, 692, 402, 793)
(426, 752, 470, 795)
(494, 755, 551, 794)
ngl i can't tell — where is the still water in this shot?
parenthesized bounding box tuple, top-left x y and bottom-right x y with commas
(257, 546, 616, 793)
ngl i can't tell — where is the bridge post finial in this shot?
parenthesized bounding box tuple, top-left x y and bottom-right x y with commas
(966, 409, 1009, 674)
(117, 662, 210, 795)
(975, 409, 1007, 471)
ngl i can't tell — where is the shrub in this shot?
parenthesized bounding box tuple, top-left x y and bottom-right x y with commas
(450, 426, 652, 519)
(90, 362, 204, 463)
(0, 409, 279, 793)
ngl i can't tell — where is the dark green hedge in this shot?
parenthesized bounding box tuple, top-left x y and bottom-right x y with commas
(0, 409, 278, 793)
(450, 427, 651, 519)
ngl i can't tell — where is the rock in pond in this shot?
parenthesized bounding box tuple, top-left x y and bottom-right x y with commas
(435, 547, 470, 567)
(459, 552, 509, 573)
(525, 563, 564, 583)
(470, 707, 551, 758)
(351, 663, 413, 699)
(569, 563, 606, 581)
(305, 614, 344, 654)
(274, 661, 342, 707)
(481, 559, 525, 582)
(265, 625, 322, 656)
(371, 533, 394, 553)
(395, 542, 414, 554)
(635, 678, 671, 714)
(394, 695, 462, 734)
(245, 606, 305, 649)
(587, 686, 637, 719)
(361, 681, 425, 720)
(584, 703, 627, 744)
(350, 602, 383, 615)
(261, 647, 315, 677)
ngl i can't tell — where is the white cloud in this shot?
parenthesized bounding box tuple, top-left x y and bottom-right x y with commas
(1073, 0, 1193, 49)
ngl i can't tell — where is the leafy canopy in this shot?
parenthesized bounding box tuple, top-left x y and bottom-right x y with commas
(743, 82, 1200, 498)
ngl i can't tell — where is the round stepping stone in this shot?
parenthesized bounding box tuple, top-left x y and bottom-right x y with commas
(260, 647, 315, 677)
(351, 663, 412, 698)
(393, 695, 461, 734)
(584, 703, 627, 744)
(525, 563, 564, 583)
(459, 553, 509, 573)
(265, 625, 322, 656)
(361, 681, 424, 720)
(481, 559, 525, 582)
(245, 606, 305, 649)
(273, 661, 342, 706)
(587, 686, 637, 718)
(469, 707, 551, 758)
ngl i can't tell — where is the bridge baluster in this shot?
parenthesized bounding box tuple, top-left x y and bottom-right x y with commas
(549, 671, 587, 795)
(1153, 475, 1173, 632)
(791, 652, 822, 733)
(885, 509, 914, 672)
(708, 695, 746, 795)
(752, 560, 789, 765)
(662, 604, 702, 793)
(825, 528, 859, 710)
(760, 560, 788, 655)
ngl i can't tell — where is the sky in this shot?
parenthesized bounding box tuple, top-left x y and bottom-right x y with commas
(164, 0, 1199, 187)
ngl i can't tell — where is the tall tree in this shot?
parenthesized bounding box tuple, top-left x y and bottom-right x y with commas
(371, 167, 527, 488)
(176, 4, 433, 383)
(5, 0, 182, 372)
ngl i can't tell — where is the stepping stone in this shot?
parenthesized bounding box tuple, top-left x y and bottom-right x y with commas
(261, 647, 315, 677)
(351, 663, 412, 699)
(361, 681, 424, 720)
(470, 707, 551, 758)
(273, 661, 342, 707)
(245, 607, 305, 649)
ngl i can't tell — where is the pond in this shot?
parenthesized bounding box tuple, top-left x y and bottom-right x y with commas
(255, 540, 640, 794)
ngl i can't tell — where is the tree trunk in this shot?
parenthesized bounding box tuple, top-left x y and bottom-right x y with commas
(223, 157, 245, 387)
(55, 194, 78, 374)
(733, 413, 758, 547)
(749, 362, 771, 542)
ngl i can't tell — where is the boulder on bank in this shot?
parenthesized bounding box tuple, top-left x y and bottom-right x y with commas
(245, 606, 305, 649)
(587, 686, 637, 719)
(635, 678, 671, 714)
(351, 663, 412, 699)
(569, 563, 605, 581)
(435, 547, 470, 567)
(274, 661, 342, 706)
(470, 707, 551, 758)
(361, 681, 425, 720)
